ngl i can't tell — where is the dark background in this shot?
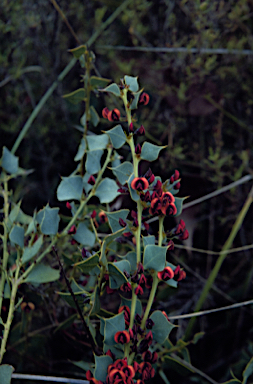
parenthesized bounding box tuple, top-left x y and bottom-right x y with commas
(1, 0, 253, 383)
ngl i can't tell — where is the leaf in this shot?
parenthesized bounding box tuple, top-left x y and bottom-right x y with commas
(9, 225, 24, 248)
(143, 235, 156, 247)
(111, 162, 133, 184)
(192, 332, 205, 344)
(75, 253, 100, 274)
(94, 355, 113, 382)
(21, 235, 43, 264)
(125, 251, 137, 272)
(83, 173, 93, 194)
(95, 178, 120, 203)
(90, 76, 111, 89)
(57, 291, 89, 308)
(74, 138, 86, 161)
(124, 75, 139, 92)
(242, 357, 253, 384)
(1, 147, 19, 174)
(103, 312, 125, 345)
(63, 88, 86, 104)
(0, 364, 14, 384)
(130, 90, 142, 110)
(140, 142, 166, 162)
(108, 262, 128, 289)
(105, 125, 126, 149)
(90, 106, 100, 127)
(143, 245, 167, 271)
(174, 196, 187, 217)
(73, 222, 95, 247)
(39, 205, 60, 235)
(150, 310, 175, 344)
(24, 264, 60, 284)
(87, 134, 108, 151)
(90, 286, 100, 315)
(86, 149, 103, 174)
(100, 228, 125, 267)
(69, 45, 86, 59)
(57, 176, 83, 201)
(106, 209, 130, 233)
(102, 83, 121, 96)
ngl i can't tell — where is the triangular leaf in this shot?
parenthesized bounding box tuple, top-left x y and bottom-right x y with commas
(150, 310, 175, 344)
(69, 45, 86, 59)
(86, 149, 103, 174)
(103, 312, 125, 345)
(94, 355, 113, 382)
(108, 262, 128, 289)
(90, 76, 111, 89)
(95, 178, 120, 203)
(63, 88, 86, 104)
(106, 209, 130, 233)
(87, 134, 108, 151)
(9, 225, 24, 248)
(143, 245, 167, 271)
(111, 161, 133, 185)
(1, 147, 19, 174)
(74, 138, 86, 161)
(102, 83, 121, 96)
(105, 125, 126, 149)
(124, 75, 139, 92)
(242, 357, 253, 384)
(40, 205, 60, 235)
(21, 236, 43, 264)
(73, 222, 95, 247)
(57, 176, 83, 201)
(140, 142, 166, 162)
(75, 253, 100, 274)
(0, 364, 14, 384)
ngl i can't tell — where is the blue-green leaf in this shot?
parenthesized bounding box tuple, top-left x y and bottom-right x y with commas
(63, 88, 86, 104)
(74, 253, 100, 274)
(69, 45, 86, 59)
(86, 149, 103, 174)
(150, 310, 175, 344)
(0, 364, 14, 384)
(242, 357, 253, 384)
(94, 355, 113, 382)
(124, 75, 139, 92)
(57, 176, 83, 201)
(174, 196, 187, 217)
(90, 106, 100, 127)
(111, 162, 133, 185)
(106, 209, 130, 233)
(108, 262, 128, 289)
(125, 251, 137, 272)
(1, 147, 19, 174)
(143, 235, 156, 247)
(143, 245, 167, 271)
(9, 225, 24, 248)
(40, 205, 60, 235)
(120, 296, 142, 316)
(24, 264, 60, 284)
(21, 236, 43, 264)
(74, 138, 86, 161)
(103, 312, 125, 345)
(87, 134, 109, 151)
(100, 228, 125, 267)
(102, 83, 121, 96)
(73, 222, 95, 247)
(90, 76, 111, 89)
(95, 178, 120, 203)
(106, 125, 126, 149)
(130, 90, 142, 110)
(83, 173, 93, 194)
(140, 142, 166, 162)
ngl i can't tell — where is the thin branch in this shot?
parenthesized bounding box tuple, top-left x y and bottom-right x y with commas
(97, 45, 253, 56)
(11, 373, 88, 383)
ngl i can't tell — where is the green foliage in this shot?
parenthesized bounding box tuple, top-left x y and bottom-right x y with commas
(0, 365, 14, 384)
(150, 310, 175, 344)
(23, 264, 60, 284)
(143, 245, 167, 271)
(57, 175, 83, 201)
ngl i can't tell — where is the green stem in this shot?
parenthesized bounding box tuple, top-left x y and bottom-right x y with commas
(0, 178, 10, 314)
(184, 185, 253, 340)
(0, 265, 20, 363)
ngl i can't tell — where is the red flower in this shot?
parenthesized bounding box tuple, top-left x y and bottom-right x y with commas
(174, 265, 186, 281)
(118, 305, 131, 325)
(136, 125, 145, 135)
(139, 92, 150, 106)
(108, 108, 121, 121)
(138, 362, 155, 381)
(120, 282, 132, 293)
(164, 203, 177, 216)
(88, 175, 96, 185)
(129, 122, 134, 133)
(98, 211, 107, 223)
(114, 331, 131, 344)
(149, 197, 162, 215)
(131, 177, 149, 192)
(102, 107, 109, 119)
(157, 266, 174, 281)
(135, 284, 144, 296)
(68, 225, 76, 234)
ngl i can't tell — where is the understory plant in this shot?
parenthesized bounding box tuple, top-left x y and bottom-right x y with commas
(1, 45, 252, 384)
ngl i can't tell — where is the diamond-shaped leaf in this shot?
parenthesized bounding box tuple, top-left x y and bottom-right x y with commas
(69, 45, 86, 59)
(143, 245, 167, 271)
(111, 162, 133, 185)
(73, 222, 95, 247)
(86, 149, 103, 174)
(102, 83, 121, 96)
(24, 264, 60, 284)
(106, 209, 130, 233)
(40, 205, 60, 235)
(140, 142, 166, 162)
(94, 355, 113, 382)
(95, 178, 120, 203)
(1, 147, 19, 174)
(103, 312, 125, 345)
(106, 125, 126, 149)
(9, 225, 24, 248)
(90, 76, 111, 89)
(74, 138, 86, 161)
(87, 134, 108, 151)
(21, 236, 43, 264)
(124, 75, 139, 92)
(63, 88, 86, 104)
(57, 176, 83, 201)
(150, 310, 175, 344)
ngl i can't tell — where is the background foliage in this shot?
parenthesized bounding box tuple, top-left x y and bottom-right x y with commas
(1, 0, 253, 383)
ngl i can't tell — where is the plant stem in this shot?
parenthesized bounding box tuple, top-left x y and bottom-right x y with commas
(184, 185, 253, 340)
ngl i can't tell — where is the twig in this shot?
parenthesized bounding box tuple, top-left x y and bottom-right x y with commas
(11, 373, 88, 383)
(53, 247, 97, 354)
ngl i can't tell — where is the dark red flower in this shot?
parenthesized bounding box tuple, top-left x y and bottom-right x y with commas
(145, 318, 155, 330)
(108, 108, 121, 121)
(167, 239, 174, 251)
(106, 349, 115, 359)
(139, 274, 146, 288)
(114, 330, 131, 344)
(102, 107, 109, 119)
(174, 169, 180, 180)
(135, 143, 142, 155)
(107, 368, 126, 383)
(164, 203, 177, 216)
(135, 284, 144, 296)
(66, 202, 72, 210)
(131, 177, 149, 192)
(149, 197, 162, 215)
(88, 175, 96, 185)
(119, 218, 127, 227)
(129, 122, 134, 133)
(139, 92, 150, 106)
(174, 265, 186, 281)
(158, 266, 174, 281)
(68, 225, 76, 234)
(139, 362, 155, 381)
(118, 305, 131, 325)
(136, 125, 145, 135)
(121, 365, 135, 379)
(120, 282, 132, 293)
(174, 181, 181, 190)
